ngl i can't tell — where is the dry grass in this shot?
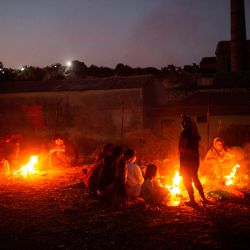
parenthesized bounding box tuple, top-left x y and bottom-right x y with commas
(0, 166, 249, 250)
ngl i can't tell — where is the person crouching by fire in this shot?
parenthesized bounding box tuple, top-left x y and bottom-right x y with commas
(0, 133, 21, 174)
(141, 164, 169, 206)
(83, 143, 114, 197)
(96, 145, 123, 201)
(203, 137, 234, 183)
(179, 115, 207, 205)
(49, 134, 78, 168)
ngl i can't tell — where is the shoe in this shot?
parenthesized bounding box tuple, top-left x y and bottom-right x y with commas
(184, 200, 197, 206)
(202, 198, 214, 205)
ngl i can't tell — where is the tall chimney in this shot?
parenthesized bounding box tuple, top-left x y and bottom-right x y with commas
(230, 0, 247, 72)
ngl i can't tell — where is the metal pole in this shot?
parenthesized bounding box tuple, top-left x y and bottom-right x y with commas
(120, 101, 124, 146)
(207, 95, 210, 152)
(54, 102, 60, 136)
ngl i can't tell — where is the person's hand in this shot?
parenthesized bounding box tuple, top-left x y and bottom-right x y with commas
(49, 148, 65, 154)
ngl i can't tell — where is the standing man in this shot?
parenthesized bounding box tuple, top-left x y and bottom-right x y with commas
(179, 115, 207, 205)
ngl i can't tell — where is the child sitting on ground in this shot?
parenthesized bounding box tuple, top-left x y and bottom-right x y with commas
(125, 149, 144, 199)
(97, 155, 115, 200)
(141, 164, 169, 205)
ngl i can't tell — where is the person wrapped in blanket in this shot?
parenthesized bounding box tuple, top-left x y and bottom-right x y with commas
(83, 143, 114, 197)
(203, 137, 234, 182)
(141, 164, 169, 205)
(0, 133, 21, 174)
(49, 134, 78, 168)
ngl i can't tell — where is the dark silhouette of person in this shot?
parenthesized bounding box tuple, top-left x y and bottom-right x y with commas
(83, 143, 114, 196)
(179, 115, 207, 205)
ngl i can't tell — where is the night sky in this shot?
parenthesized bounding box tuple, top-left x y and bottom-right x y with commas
(1, 0, 250, 69)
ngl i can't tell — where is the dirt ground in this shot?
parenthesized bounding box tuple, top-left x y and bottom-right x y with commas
(0, 166, 249, 250)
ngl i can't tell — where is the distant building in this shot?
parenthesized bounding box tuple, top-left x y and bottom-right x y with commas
(199, 41, 250, 74)
(216, 40, 250, 73)
(199, 57, 216, 74)
(201, 0, 250, 74)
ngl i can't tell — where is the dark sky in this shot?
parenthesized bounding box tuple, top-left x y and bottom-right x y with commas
(1, 0, 250, 69)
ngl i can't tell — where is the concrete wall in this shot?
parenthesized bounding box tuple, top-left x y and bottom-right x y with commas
(153, 114, 250, 157)
(0, 88, 143, 153)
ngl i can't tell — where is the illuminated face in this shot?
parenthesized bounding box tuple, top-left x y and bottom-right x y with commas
(55, 138, 64, 146)
(215, 140, 223, 151)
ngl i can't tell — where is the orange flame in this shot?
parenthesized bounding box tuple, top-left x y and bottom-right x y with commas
(13, 155, 38, 178)
(224, 163, 240, 186)
(165, 171, 182, 206)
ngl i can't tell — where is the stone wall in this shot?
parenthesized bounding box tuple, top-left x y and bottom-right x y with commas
(0, 88, 143, 153)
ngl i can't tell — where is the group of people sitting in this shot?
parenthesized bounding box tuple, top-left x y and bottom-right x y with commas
(1, 119, 237, 208)
(83, 143, 169, 206)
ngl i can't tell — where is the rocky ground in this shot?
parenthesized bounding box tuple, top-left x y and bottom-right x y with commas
(0, 166, 249, 250)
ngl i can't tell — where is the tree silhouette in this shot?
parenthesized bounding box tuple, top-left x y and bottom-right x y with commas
(44, 63, 66, 80)
(114, 63, 133, 76)
(70, 60, 87, 76)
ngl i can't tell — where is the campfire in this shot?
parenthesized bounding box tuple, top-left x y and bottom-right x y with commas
(158, 164, 183, 206)
(164, 171, 182, 206)
(158, 160, 247, 206)
(13, 155, 39, 178)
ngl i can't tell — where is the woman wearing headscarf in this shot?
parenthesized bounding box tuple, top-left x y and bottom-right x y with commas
(179, 115, 207, 205)
(203, 137, 234, 181)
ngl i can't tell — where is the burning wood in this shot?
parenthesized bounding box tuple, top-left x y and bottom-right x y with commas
(159, 170, 183, 206)
(13, 155, 38, 178)
(165, 171, 182, 206)
(157, 159, 248, 206)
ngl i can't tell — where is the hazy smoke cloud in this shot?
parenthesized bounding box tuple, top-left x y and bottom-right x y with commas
(124, 0, 231, 67)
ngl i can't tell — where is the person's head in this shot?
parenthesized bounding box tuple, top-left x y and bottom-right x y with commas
(102, 143, 114, 156)
(112, 145, 123, 159)
(103, 155, 114, 166)
(213, 137, 224, 151)
(181, 114, 192, 130)
(144, 164, 158, 180)
(124, 148, 136, 162)
(53, 134, 64, 146)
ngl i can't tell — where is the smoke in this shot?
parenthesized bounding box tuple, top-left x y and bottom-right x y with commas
(230, 143, 250, 177)
(124, 0, 230, 68)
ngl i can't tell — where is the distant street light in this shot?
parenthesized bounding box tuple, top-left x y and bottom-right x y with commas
(66, 61, 72, 67)
(21, 67, 25, 71)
